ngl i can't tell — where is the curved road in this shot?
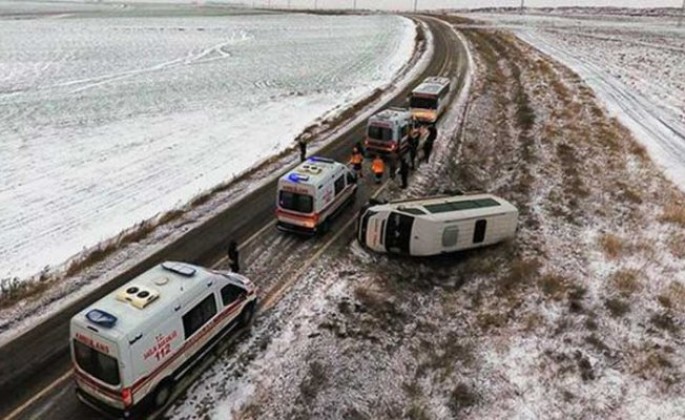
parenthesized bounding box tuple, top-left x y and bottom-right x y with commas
(0, 15, 470, 420)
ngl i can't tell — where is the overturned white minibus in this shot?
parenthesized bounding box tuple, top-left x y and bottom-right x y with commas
(357, 194, 518, 256)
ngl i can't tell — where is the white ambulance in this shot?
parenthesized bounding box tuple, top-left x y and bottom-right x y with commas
(364, 107, 414, 157)
(70, 262, 258, 418)
(276, 156, 358, 235)
(358, 193, 518, 256)
(409, 76, 451, 124)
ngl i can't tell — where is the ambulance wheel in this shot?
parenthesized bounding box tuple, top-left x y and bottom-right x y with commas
(153, 379, 174, 409)
(239, 303, 256, 327)
(320, 219, 331, 235)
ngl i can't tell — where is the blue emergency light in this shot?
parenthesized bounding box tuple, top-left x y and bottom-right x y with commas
(86, 309, 118, 328)
(288, 173, 309, 183)
(308, 156, 334, 164)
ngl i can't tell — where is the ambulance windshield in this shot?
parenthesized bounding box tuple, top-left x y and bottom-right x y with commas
(73, 339, 120, 386)
(279, 190, 313, 213)
(368, 125, 393, 141)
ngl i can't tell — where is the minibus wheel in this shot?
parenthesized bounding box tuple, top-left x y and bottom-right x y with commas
(153, 379, 175, 409)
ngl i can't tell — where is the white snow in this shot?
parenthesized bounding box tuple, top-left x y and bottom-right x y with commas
(0, 10, 416, 282)
(465, 11, 685, 193)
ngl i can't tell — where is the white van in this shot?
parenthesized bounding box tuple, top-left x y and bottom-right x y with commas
(70, 262, 258, 418)
(357, 194, 518, 256)
(276, 156, 358, 235)
(410, 76, 451, 124)
(364, 107, 414, 157)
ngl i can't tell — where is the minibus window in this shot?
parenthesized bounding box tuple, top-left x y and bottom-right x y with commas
(279, 191, 313, 214)
(368, 125, 393, 141)
(73, 340, 120, 386)
(410, 96, 437, 110)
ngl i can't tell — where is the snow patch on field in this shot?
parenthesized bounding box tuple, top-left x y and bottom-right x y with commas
(466, 11, 685, 192)
(0, 11, 415, 282)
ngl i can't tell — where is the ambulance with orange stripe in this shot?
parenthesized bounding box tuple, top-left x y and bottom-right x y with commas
(70, 262, 257, 418)
(276, 156, 358, 235)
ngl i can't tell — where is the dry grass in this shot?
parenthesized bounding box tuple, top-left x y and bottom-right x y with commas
(0, 277, 51, 309)
(538, 273, 570, 301)
(659, 203, 685, 227)
(604, 297, 630, 317)
(666, 232, 685, 259)
(448, 383, 479, 416)
(659, 281, 685, 310)
(609, 268, 642, 297)
(497, 257, 541, 295)
(599, 233, 626, 260)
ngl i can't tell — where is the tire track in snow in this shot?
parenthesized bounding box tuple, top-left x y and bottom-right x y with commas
(517, 29, 685, 191)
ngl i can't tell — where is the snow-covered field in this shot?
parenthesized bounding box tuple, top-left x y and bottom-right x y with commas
(0, 4, 415, 282)
(466, 10, 685, 192)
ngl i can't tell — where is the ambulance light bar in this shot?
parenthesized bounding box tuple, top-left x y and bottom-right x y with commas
(86, 309, 118, 328)
(288, 173, 309, 183)
(308, 156, 334, 164)
(161, 262, 196, 277)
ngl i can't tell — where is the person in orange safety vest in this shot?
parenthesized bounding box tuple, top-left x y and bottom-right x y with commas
(349, 147, 364, 178)
(371, 155, 385, 184)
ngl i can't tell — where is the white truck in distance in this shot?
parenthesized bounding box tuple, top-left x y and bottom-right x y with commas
(70, 262, 258, 418)
(357, 193, 518, 256)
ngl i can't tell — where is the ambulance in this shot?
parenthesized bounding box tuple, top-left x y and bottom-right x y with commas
(276, 156, 358, 235)
(364, 107, 413, 157)
(409, 76, 451, 124)
(70, 262, 258, 417)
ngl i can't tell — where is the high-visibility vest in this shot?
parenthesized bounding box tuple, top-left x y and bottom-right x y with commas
(350, 153, 363, 165)
(371, 158, 385, 174)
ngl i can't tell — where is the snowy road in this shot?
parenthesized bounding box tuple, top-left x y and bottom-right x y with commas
(515, 29, 685, 191)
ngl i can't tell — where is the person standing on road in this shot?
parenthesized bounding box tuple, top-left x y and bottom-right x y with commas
(227, 240, 240, 273)
(298, 139, 307, 162)
(399, 158, 409, 189)
(349, 147, 364, 178)
(408, 126, 420, 170)
(371, 155, 385, 184)
(388, 155, 397, 181)
(423, 124, 437, 162)
(355, 140, 366, 158)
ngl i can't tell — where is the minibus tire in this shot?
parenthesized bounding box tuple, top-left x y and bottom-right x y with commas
(153, 379, 175, 409)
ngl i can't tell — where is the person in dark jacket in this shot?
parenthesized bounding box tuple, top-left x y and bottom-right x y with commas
(408, 127, 419, 169)
(388, 155, 397, 180)
(399, 158, 409, 189)
(227, 240, 240, 273)
(298, 139, 307, 162)
(423, 124, 437, 162)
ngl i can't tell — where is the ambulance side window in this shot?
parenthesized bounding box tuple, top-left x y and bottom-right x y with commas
(182, 294, 217, 339)
(347, 171, 357, 185)
(221, 284, 245, 306)
(334, 176, 345, 195)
